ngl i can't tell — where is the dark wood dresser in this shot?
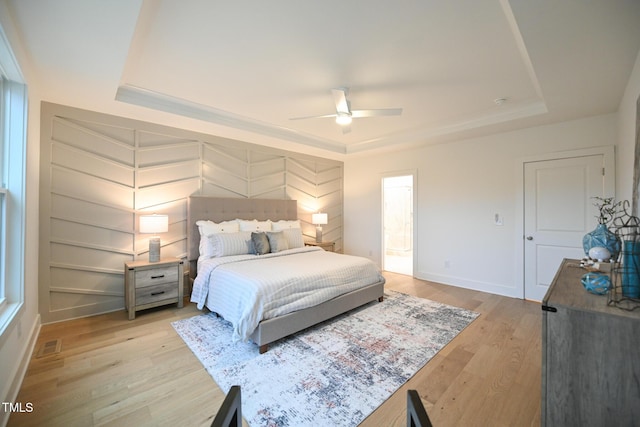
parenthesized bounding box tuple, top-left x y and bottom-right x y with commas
(542, 258, 640, 426)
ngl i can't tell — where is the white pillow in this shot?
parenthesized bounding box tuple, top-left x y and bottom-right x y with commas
(211, 231, 254, 257)
(196, 220, 241, 258)
(196, 219, 239, 236)
(271, 219, 301, 231)
(282, 228, 304, 248)
(238, 219, 272, 232)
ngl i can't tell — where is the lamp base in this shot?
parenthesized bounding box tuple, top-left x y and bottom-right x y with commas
(315, 226, 323, 243)
(149, 237, 161, 262)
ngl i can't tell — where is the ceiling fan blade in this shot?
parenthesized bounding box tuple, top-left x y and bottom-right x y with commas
(351, 108, 403, 118)
(331, 88, 350, 114)
(289, 113, 337, 121)
(290, 88, 402, 131)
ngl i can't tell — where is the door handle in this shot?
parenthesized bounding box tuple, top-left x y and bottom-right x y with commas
(526, 236, 534, 240)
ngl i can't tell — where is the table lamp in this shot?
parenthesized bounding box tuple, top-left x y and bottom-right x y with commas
(140, 214, 168, 262)
(312, 213, 328, 243)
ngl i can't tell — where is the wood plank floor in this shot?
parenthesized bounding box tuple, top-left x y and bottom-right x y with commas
(8, 272, 542, 426)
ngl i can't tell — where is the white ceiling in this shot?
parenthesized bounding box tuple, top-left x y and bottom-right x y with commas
(6, 0, 640, 156)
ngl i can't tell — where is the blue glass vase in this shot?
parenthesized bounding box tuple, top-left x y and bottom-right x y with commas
(621, 240, 640, 298)
(582, 223, 620, 260)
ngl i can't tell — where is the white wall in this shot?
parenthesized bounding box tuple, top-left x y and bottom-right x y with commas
(38, 103, 344, 324)
(617, 50, 640, 210)
(0, 1, 42, 422)
(345, 112, 621, 298)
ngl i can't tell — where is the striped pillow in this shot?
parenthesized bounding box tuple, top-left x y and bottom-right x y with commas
(211, 231, 254, 257)
(196, 220, 240, 258)
(282, 228, 304, 248)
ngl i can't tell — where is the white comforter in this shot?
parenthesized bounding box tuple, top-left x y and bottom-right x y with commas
(191, 246, 384, 342)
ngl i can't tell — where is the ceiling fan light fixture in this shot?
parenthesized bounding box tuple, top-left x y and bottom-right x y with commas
(335, 112, 352, 125)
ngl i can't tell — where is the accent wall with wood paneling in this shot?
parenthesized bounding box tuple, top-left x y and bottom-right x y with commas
(39, 102, 343, 323)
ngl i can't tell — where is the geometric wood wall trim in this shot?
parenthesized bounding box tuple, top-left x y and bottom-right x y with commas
(39, 102, 343, 323)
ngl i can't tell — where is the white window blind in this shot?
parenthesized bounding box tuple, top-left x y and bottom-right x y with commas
(0, 24, 27, 337)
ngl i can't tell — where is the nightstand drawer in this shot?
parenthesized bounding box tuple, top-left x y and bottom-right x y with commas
(304, 240, 335, 252)
(135, 266, 179, 288)
(135, 282, 179, 305)
(125, 258, 184, 320)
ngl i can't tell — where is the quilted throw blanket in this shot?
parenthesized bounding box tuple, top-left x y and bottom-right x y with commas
(191, 247, 384, 342)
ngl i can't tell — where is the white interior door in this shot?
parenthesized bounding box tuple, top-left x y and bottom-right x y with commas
(524, 153, 613, 301)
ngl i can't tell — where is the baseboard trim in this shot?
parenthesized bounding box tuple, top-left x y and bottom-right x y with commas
(0, 313, 40, 427)
(416, 271, 520, 299)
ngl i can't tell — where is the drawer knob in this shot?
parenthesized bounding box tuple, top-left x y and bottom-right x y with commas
(151, 274, 165, 279)
(151, 291, 165, 296)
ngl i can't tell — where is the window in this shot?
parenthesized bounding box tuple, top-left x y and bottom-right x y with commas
(0, 76, 4, 312)
(0, 24, 27, 337)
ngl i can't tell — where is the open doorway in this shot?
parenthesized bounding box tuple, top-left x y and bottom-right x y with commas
(382, 174, 414, 275)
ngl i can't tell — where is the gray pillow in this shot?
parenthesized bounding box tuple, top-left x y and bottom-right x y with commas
(267, 231, 289, 253)
(251, 232, 270, 255)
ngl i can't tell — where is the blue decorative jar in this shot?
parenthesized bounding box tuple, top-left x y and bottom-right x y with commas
(581, 272, 611, 295)
(621, 240, 640, 298)
(583, 223, 620, 260)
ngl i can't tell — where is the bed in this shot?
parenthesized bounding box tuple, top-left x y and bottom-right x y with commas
(187, 195, 385, 353)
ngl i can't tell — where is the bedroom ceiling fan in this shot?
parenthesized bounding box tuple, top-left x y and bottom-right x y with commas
(290, 87, 403, 134)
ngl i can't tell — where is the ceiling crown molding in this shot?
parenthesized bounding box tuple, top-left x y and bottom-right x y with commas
(115, 84, 347, 154)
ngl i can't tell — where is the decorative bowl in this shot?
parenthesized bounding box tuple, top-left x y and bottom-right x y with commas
(581, 272, 611, 295)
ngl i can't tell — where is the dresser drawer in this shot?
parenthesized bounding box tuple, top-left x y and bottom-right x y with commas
(135, 265, 179, 288)
(135, 282, 179, 305)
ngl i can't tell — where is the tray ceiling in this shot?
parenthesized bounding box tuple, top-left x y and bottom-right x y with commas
(7, 0, 640, 155)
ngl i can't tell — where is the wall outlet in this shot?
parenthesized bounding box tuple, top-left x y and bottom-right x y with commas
(444, 259, 451, 269)
(494, 213, 504, 226)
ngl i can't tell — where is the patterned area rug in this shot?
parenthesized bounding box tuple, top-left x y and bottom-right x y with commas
(172, 291, 478, 427)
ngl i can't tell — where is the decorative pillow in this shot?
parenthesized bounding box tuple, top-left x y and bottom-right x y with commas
(199, 237, 213, 259)
(196, 220, 241, 258)
(196, 219, 240, 235)
(271, 220, 301, 231)
(238, 219, 272, 232)
(251, 232, 271, 255)
(211, 231, 254, 257)
(267, 231, 289, 253)
(282, 228, 304, 248)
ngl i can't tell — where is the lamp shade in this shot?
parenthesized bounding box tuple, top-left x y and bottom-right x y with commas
(139, 214, 168, 234)
(312, 213, 328, 225)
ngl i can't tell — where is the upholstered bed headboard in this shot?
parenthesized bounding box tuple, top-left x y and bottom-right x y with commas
(187, 196, 298, 274)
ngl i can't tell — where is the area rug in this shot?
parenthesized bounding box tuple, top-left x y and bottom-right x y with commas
(172, 291, 478, 427)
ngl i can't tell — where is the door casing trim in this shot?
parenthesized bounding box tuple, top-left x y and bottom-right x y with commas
(380, 169, 418, 276)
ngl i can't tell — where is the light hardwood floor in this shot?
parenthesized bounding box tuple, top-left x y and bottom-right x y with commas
(8, 273, 542, 426)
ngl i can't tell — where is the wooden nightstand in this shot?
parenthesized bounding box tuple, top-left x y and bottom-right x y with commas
(305, 240, 335, 252)
(125, 258, 184, 320)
